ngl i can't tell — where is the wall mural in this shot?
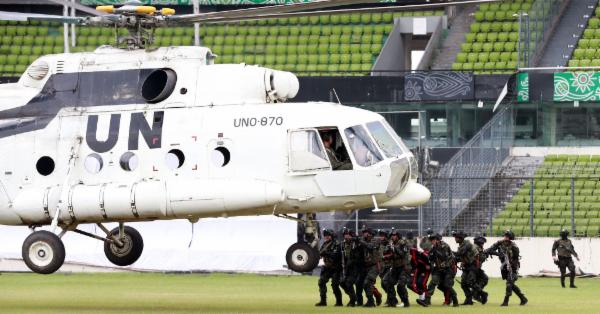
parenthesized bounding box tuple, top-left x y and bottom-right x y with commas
(404, 72, 474, 101)
(554, 72, 600, 102)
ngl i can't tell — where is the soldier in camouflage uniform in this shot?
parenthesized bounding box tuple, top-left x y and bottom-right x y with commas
(359, 227, 380, 307)
(552, 229, 580, 288)
(452, 231, 481, 305)
(382, 229, 411, 307)
(417, 233, 459, 307)
(315, 228, 343, 307)
(419, 228, 434, 251)
(376, 229, 392, 306)
(473, 236, 489, 304)
(485, 230, 528, 307)
(405, 231, 418, 249)
(340, 228, 359, 306)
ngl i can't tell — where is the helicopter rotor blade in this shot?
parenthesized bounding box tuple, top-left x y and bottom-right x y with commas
(167, 0, 380, 25)
(43, 0, 107, 16)
(167, 0, 500, 25)
(0, 10, 87, 24)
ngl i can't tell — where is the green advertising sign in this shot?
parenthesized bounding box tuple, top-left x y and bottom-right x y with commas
(517, 72, 529, 103)
(554, 72, 600, 102)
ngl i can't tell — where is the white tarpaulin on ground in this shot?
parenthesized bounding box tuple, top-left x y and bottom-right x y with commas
(0, 216, 297, 272)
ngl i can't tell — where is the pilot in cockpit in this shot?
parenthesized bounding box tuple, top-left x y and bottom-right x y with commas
(322, 133, 353, 170)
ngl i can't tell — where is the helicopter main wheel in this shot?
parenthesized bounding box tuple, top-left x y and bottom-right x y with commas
(22, 230, 65, 274)
(286, 242, 319, 273)
(104, 226, 144, 267)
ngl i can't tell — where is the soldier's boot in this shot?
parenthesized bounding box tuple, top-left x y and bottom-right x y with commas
(334, 291, 343, 306)
(514, 287, 527, 306)
(462, 297, 473, 305)
(356, 292, 363, 306)
(315, 297, 327, 307)
(363, 297, 376, 308)
(416, 296, 431, 307)
(400, 295, 410, 308)
(560, 275, 566, 288)
(570, 273, 577, 288)
(451, 295, 459, 307)
(480, 291, 489, 305)
(500, 296, 510, 307)
(373, 288, 382, 306)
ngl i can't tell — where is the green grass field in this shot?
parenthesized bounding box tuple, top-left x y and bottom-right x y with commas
(0, 273, 598, 313)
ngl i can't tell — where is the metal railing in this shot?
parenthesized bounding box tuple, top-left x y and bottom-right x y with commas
(422, 104, 514, 234)
(443, 171, 600, 238)
(517, 0, 564, 67)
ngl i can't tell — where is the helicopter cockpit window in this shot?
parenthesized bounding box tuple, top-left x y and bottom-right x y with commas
(366, 121, 403, 158)
(289, 129, 330, 172)
(381, 120, 411, 154)
(318, 129, 353, 170)
(344, 125, 383, 167)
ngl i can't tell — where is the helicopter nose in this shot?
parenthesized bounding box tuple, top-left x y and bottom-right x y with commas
(381, 181, 431, 208)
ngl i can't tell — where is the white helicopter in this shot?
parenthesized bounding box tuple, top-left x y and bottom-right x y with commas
(0, 0, 504, 275)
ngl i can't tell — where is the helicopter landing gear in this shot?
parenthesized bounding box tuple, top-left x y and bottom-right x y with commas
(277, 213, 320, 273)
(99, 223, 144, 267)
(22, 230, 66, 274)
(70, 222, 144, 267)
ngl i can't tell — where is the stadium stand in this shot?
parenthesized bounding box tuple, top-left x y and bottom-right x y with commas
(569, 3, 600, 67)
(493, 155, 600, 237)
(451, 0, 534, 74)
(0, 10, 443, 77)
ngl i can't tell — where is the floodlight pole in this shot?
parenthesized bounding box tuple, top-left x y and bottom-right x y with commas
(63, 2, 69, 53)
(193, 0, 201, 46)
(70, 0, 76, 48)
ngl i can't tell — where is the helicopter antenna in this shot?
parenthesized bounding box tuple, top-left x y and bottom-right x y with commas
(332, 88, 342, 104)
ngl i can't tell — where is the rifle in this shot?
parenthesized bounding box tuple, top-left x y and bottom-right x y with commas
(340, 241, 346, 280)
(498, 246, 514, 281)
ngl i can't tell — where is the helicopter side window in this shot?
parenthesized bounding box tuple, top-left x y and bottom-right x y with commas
(289, 129, 330, 172)
(344, 125, 383, 167)
(318, 129, 353, 171)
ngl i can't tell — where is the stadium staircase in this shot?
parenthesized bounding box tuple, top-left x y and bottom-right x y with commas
(452, 0, 536, 73)
(568, 1, 600, 67)
(451, 0, 563, 73)
(538, 0, 596, 67)
(493, 155, 600, 237)
(0, 10, 444, 77)
(431, 5, 477, 70)
(452, 156, 542, 236)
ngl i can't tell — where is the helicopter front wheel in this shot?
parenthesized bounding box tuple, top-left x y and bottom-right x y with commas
(22, 230, 65, 274)
(286, 242, 319, 273)
(104, 226, 144, 267)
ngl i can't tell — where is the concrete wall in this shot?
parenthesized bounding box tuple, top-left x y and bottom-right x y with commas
(512, 147, 600, 156)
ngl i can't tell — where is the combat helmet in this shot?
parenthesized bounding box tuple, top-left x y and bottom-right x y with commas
(390, 228, 401, 238)
(429, 233, 442, 241)
(323, 228, 335, 237)
(342, 227, 354, 236)
(452, 230, 467, 239)
(377, 229, 389, 238)
(473, 236, 487, 246)
(503, 229, 515, 240)
(560, 229, 569, 238)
